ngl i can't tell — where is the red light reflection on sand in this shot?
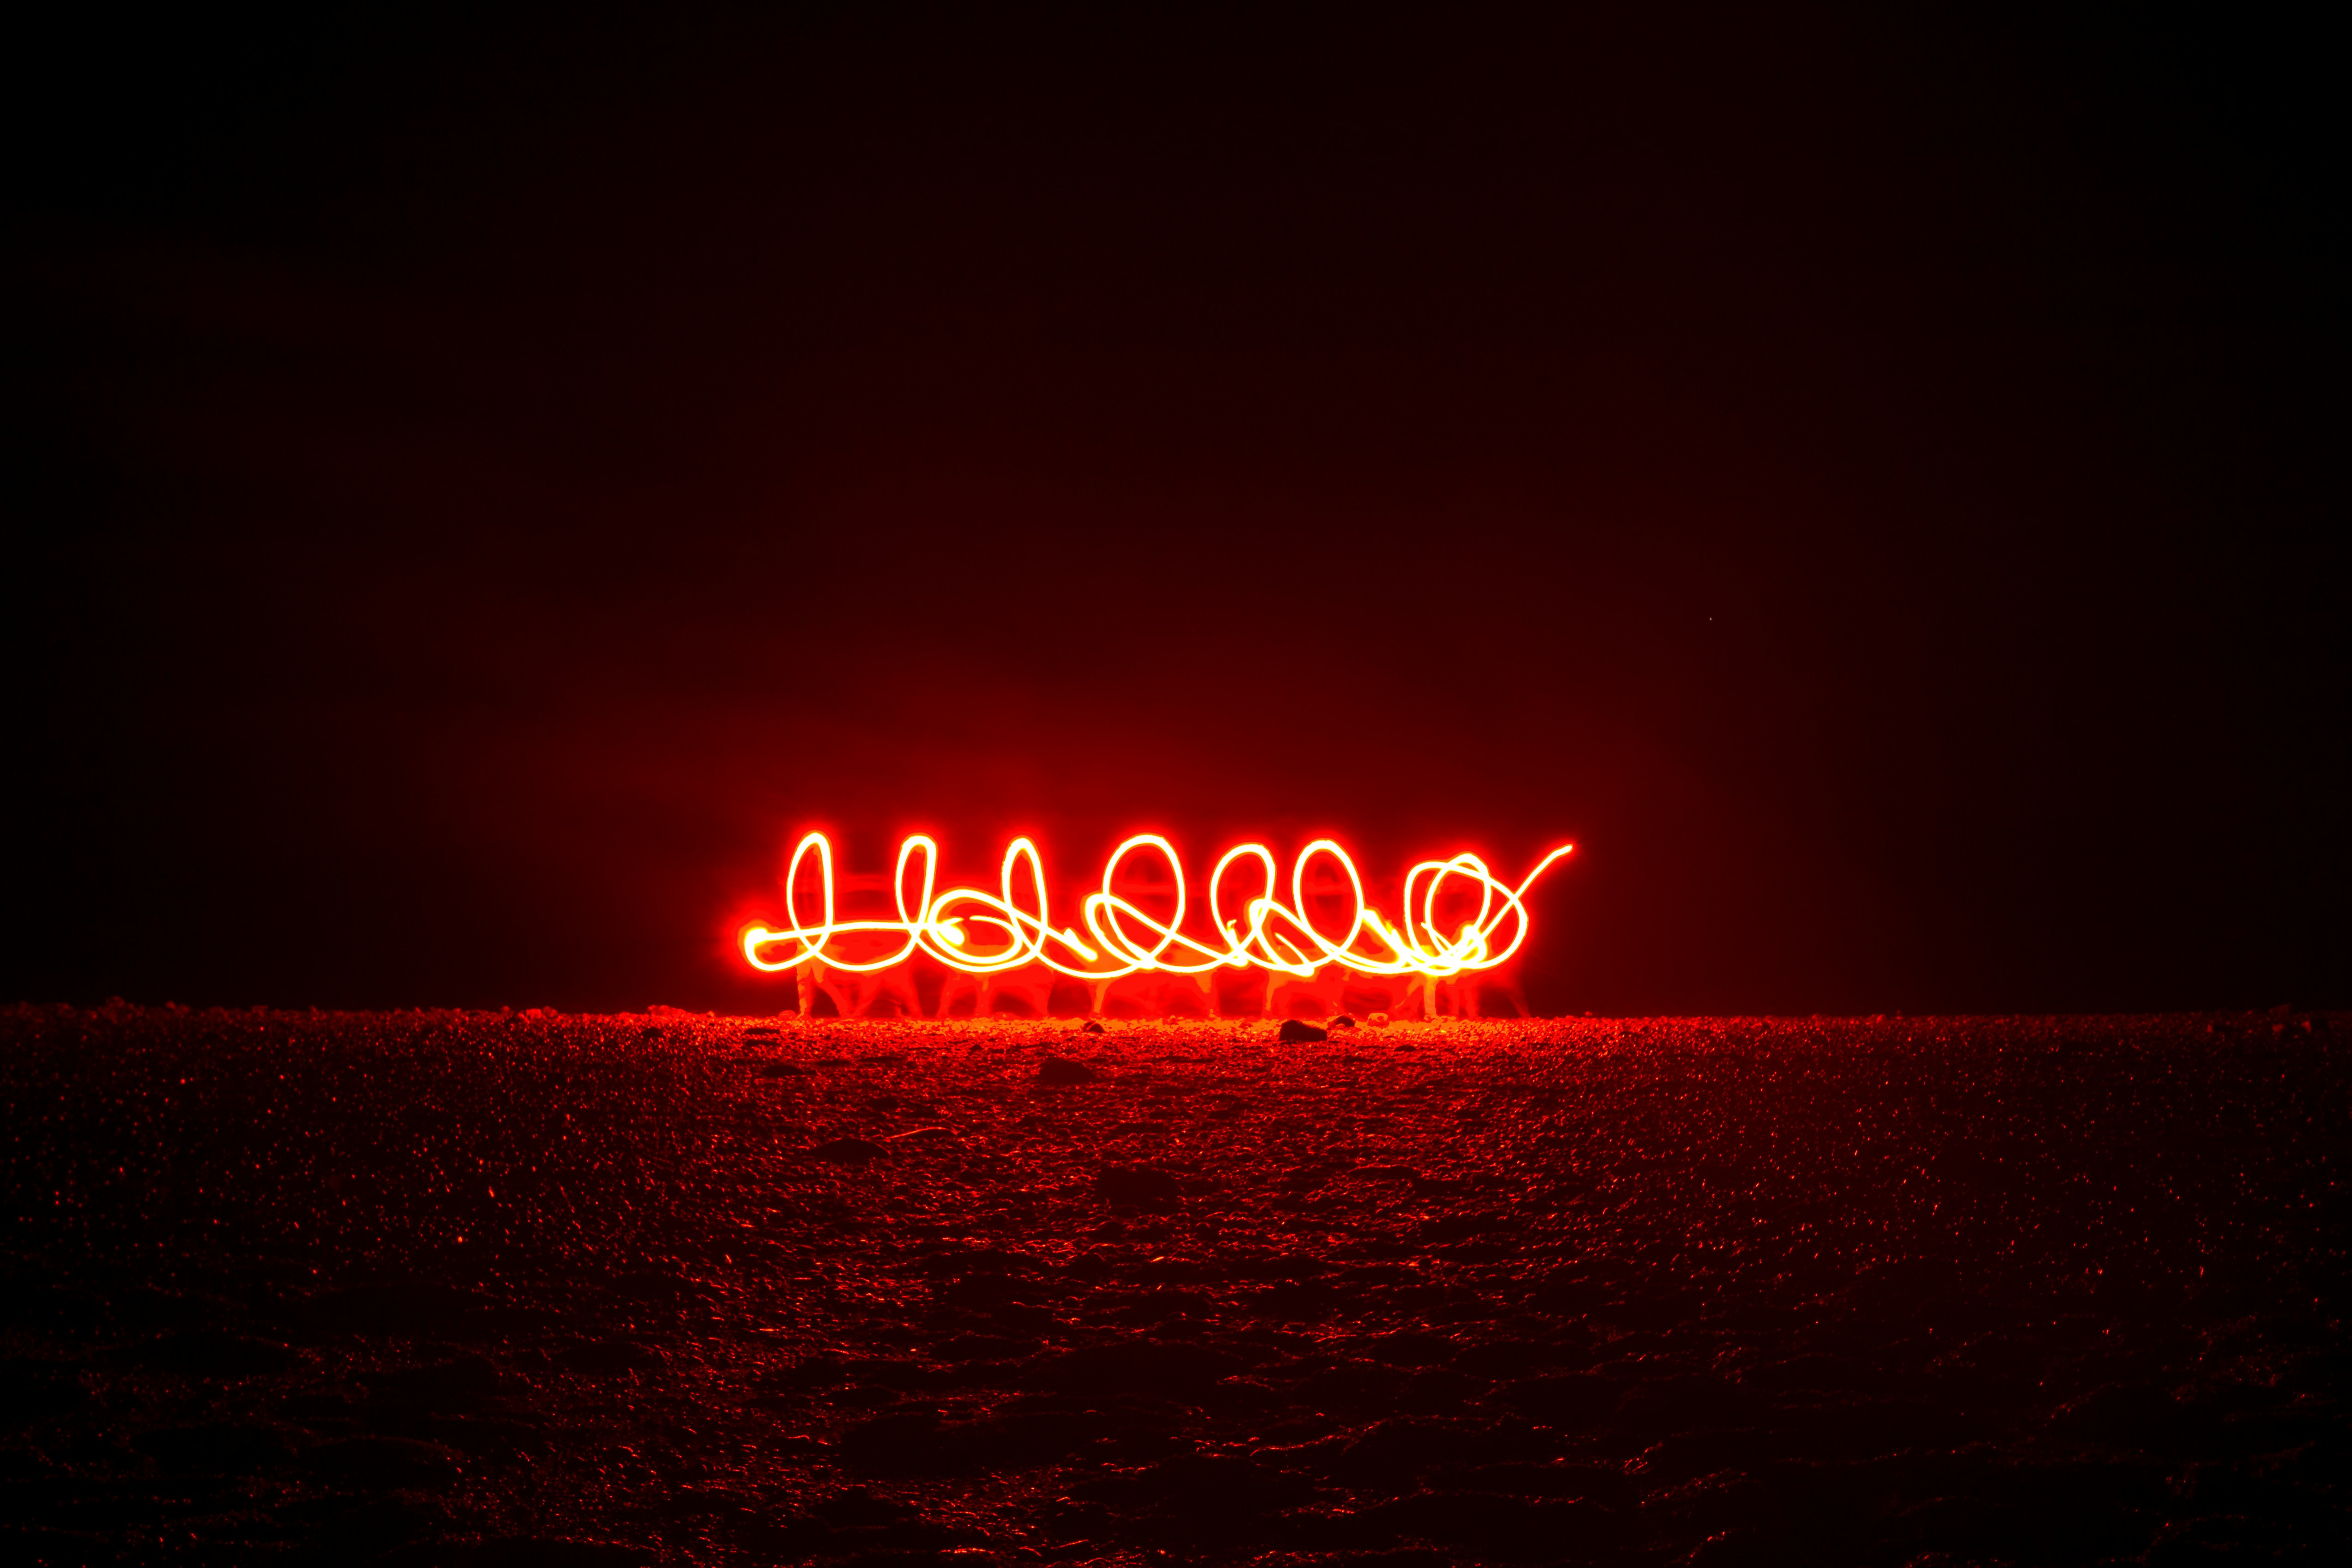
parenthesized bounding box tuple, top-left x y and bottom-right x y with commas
(740, 834, 1571, 986)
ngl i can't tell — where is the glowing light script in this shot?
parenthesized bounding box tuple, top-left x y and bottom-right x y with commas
(740, 834, 1572, 983)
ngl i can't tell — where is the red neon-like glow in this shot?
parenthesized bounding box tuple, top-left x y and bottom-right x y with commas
(740, 835, 1573, 984)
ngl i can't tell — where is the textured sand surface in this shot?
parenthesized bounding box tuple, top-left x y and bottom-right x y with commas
(2, 1005, 2346, 1565)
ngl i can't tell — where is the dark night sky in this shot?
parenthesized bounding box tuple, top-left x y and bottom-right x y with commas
(4, 5, 2343, 1015)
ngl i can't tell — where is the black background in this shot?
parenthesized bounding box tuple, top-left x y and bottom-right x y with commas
(4, 4, 2342, 1015)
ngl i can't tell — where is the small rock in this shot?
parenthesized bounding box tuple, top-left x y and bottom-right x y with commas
(1094, 1166, 1184, 1207)
(810, 1137, 886, 1162)
(1080, 1019, 1105, 1033)
(1277, 1019, 1328, 1044)
(1368, 1011, 1391, 1027)
(1037, 1057, 1100, 1085)
(1328, 1014, 1358, 1030)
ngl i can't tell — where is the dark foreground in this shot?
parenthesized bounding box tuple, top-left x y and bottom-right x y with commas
(2, 1007, 2346, 1567)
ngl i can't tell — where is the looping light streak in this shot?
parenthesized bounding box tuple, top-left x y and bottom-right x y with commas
(741, 835, 1573, 983)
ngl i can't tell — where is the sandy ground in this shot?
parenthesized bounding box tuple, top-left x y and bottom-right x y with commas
(1, 1005, 2346, 1566)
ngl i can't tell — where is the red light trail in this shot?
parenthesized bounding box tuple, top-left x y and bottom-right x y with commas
(740, 834, 1572, 995)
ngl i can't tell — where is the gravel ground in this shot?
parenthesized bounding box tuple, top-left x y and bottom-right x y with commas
(2, 1004, 2346, 1566)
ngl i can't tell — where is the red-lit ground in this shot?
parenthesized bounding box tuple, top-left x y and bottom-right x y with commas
(2, 1006, 2345, 1566)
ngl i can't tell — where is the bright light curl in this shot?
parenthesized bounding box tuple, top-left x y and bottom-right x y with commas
(740, 834, 1572, 984)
